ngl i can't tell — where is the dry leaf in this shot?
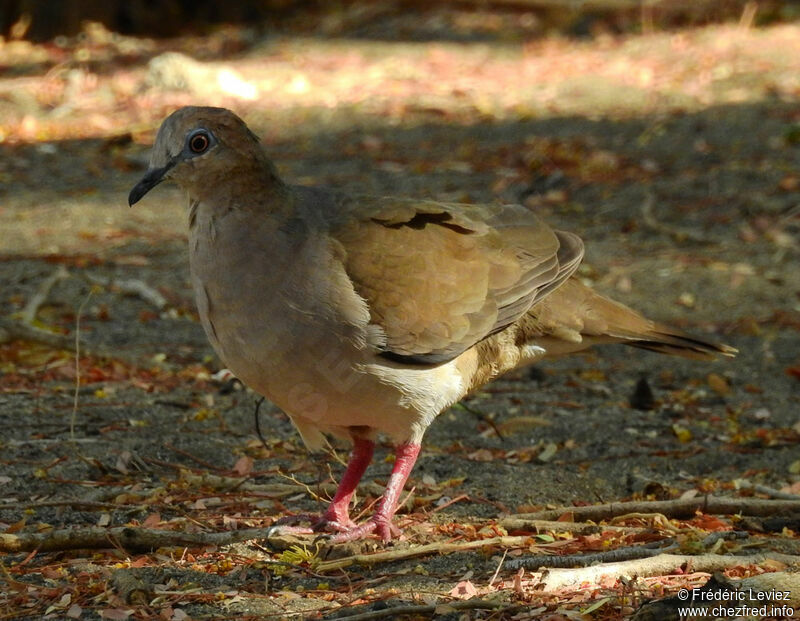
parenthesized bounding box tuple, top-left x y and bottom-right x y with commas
(672, 424, 692, 443)
(707, 373, 730, 395)
(100, 610, 133, 621)
(233, 455, 254, 476)
(449, 580, 477, 599)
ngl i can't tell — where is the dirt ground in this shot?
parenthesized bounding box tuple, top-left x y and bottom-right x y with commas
(1, 9, 799, 621)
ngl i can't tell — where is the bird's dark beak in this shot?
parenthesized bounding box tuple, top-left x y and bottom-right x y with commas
(128, 161, 175, 206)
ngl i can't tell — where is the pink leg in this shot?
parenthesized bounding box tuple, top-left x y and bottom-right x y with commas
(330, 442, 421, 543)
(315, 436, 375, 531)
(268, 437, 374, 536)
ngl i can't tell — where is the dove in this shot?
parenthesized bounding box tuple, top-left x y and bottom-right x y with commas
(129, 106, 735, 542)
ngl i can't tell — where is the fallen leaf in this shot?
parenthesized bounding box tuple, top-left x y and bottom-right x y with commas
(672, 424, 692, 443)
(467, 448, 494, 462)
(537, 442, 558, 463)
(583, 596, 612, 614)
(707, 373, 730, 395)
(233, 455, 254, 476)
(66, 604, 83, 619)
(449, 580, 477, 599)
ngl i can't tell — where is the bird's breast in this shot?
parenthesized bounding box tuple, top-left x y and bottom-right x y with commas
(184, 203, 472, 443)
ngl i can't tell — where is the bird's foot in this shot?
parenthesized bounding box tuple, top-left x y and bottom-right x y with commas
(327, 515, 401, 543)
(311, 502, 358, 533)
(268, 503, 358, 537)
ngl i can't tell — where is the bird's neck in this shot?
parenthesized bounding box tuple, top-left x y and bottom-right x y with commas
(185, 159, 291, 216)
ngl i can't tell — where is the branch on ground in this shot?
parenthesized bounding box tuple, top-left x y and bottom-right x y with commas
(506, 540, 676, 570)
(0, 266, 167, 360)
(314, 535, 534, 574)
(508, 496, 800, 523)
(0, 526, 303, 554)
(524, 552, 800, 591)
(499, 517, 649, 535)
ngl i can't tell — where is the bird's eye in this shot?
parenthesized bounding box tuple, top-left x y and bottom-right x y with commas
(189, 130, 210, 154)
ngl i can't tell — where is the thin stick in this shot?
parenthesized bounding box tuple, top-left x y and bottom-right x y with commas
(737, 480, 800, 501)
(506, 540, 677, 570)
(70, 288, 94, 441)
(738, 1, 758, 30)
(428, 494, 470, 515)
(21, 265, 69, 324)
(315, 535, 532, 573)
(0, 500, 134, 511)
(641, 191, 711, 243)
(499, 517, 647, 535)
(323, 600, 526, 621)
(83, 273, 167, 310)
(0, 317, 76, 350)
(488, 548, 508, 588)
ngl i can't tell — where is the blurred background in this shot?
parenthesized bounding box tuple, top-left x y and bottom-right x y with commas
(1, 3, 800, 618)
(0, 0, 798, 257)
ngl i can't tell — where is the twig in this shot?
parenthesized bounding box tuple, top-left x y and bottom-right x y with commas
(275, 471, 328, 503)
(253, 396, 269, 454)
(0, 526, 304, 553)
(71, 288, 94, 440)
(135, 466, 385, 500)
(453, 402, 504, 440)
(0, 500, 138, 512)
(21, 265, 69, 324)
(488, 549, 508, 588)
(641, 192, 712, 243)
(83, 273, 167, 310)
(701, 530, 749, 549)
(523, 552, 800, 592)
(5, 437, 101, 445)
(506, 540, 677, 570)
(499, 517, 649, 535)
(738, 1, 758, 30)
(0, 269, 159, 362)
(509, 496, 800, 522)
(0, 316, 126, 361)
(0, 559, 30, 592)
(737, 480, 800, 501)
(0, 316, 76, 350)
(314, 535, 532, 574)
(321, 599, 524, 621)
(427, 494, 470, 515)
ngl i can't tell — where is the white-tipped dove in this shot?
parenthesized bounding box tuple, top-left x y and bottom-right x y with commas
(129, 106, 736, 542)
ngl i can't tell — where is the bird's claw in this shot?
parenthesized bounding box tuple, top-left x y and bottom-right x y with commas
(327, 516, 401, 543)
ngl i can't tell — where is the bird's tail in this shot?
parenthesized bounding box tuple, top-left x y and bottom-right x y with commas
(529, 278, 737, 361)
(611, 322, 738, 361)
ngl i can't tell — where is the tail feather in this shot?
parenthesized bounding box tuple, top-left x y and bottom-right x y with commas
(616, 326, 738, 361)
(532, 278, 737, 361)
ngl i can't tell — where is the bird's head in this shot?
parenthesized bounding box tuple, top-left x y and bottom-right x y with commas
(128, 106, 271, 206)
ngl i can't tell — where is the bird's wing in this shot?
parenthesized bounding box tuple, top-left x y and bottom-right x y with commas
(330, 196, 584, 364)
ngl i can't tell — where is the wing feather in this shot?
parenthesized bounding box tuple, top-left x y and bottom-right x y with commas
(331, 196, 583, 364)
